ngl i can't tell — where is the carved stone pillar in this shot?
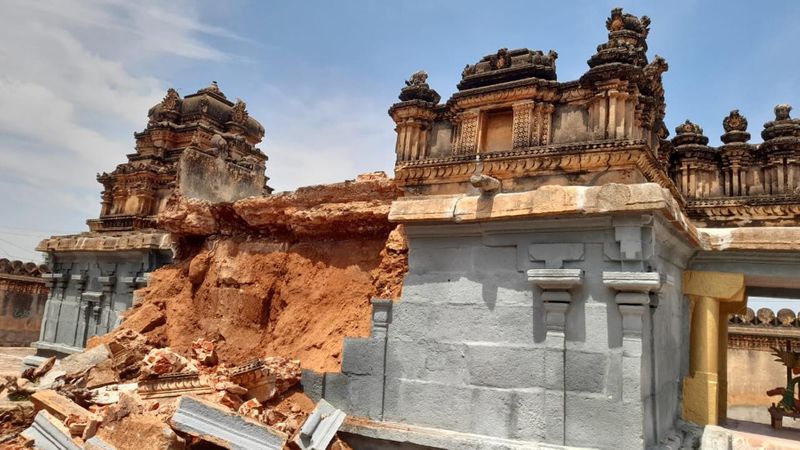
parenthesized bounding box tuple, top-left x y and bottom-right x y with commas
(682, 271, 746, 426)
(389, 105, 437, 163)
(603, 272, 661, 416)
(511, 101, 534, 149)
(528, 268, 583, 444)
(533, 103, 555, 146)
(96, 275, 116, 336)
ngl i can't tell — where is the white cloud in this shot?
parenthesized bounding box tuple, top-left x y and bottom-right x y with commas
(253, 85, 396, 192)
(0, 0, 238, 261)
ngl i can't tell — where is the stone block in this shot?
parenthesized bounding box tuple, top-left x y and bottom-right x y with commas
(564, 350, 608, 394)
(513, 388, 548, 442)
(31, 390, 90, 422)
(385, 338, 468, 384)
(465, 344, 544, 389)
(341, 337, 386, 376)
(390, 302, 534, 344)
(323, 373, 384, 419)
(21, 410, 81, 450)
(170, 395, 287, 449)
(382, 379, 472, 432)
(468, 386, 514, 437)
(300, 369, 325, 403)
(564, 392, 642, 449)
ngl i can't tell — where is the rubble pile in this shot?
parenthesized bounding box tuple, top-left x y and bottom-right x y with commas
(1, 335, 350, 449)
(88, 174, 408, 373)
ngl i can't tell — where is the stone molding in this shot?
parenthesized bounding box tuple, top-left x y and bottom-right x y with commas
(602, 271, 662, 296)
(170, 395, 287, 449)
(37, 231, 172, 253)
(21, 410, 81, 450)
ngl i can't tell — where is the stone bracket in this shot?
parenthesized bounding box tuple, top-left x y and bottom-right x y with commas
(604, 215, 654, 271)
(603, 271, 662, 336)
(528, 268, 583, 331)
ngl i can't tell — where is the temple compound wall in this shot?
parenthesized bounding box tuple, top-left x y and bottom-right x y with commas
(301, 7, 800, 450)
(0, 259, 48, 346)
(28, 82, 270, 362)
(726, 308, 800, 424)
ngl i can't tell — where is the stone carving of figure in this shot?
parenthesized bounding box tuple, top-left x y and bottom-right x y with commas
(210, 133, 229, 159)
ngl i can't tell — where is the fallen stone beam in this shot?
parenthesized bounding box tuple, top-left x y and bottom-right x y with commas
(21, 410, 81, 450)
(294, 399, 346, 450)
(31, 390, 91, 422)
(170, 395, 287, 450)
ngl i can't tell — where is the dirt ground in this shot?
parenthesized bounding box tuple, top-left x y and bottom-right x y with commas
(0, 347, 33, 378)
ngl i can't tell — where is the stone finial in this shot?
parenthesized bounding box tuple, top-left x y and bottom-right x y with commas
(606, 7, 651, 36)
(723, 110, 748, 132)
(761, 103, 800, 149)
(586, 7, 651, 75)
(405, 70, 428, 87)
(675, 119, 703, 136)
(721, 110, 751, 144)
(774, 103, 792, 121)
(397, 70, 440, 104)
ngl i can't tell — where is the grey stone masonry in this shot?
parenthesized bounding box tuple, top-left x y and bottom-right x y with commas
(31, 248, 170, 358)
(321, 215, 694, 450)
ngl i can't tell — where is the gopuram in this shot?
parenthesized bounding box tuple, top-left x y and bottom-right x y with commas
(304, 7, 800, 449)
(28, 82, 269, 361)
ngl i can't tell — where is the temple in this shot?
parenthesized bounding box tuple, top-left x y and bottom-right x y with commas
(28, 82, 270, 360)
(307, 7, 800, 448)
(14, 7, 800, 450)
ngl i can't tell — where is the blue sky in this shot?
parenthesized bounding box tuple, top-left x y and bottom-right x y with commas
(0, 0, 799, 313)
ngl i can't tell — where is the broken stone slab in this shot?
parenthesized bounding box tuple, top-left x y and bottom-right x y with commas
(21, 410, 81, 450)
(96, 413, 186, 450)
(30, 390, 90, 422)
(170, 395, 287, 450)
(294, 399, 346, 450)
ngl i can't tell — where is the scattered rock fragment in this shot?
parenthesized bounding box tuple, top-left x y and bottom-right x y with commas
(191, 338, 218, 366)
(140, 348, 197, 379)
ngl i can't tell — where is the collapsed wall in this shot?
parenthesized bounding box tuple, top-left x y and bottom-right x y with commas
(88, 174, 408, 373)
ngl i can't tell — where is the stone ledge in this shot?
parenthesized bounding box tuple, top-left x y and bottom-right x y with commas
(390, 183, 702, 247)
(341, 416, 578, 450)
(36, 231, 172, 253)
(699, 227, 800, 251)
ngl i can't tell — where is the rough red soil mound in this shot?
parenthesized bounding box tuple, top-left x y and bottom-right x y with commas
(89, 175, 408, 373)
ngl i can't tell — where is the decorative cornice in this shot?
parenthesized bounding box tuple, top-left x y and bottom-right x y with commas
(37, 231, 172, 253)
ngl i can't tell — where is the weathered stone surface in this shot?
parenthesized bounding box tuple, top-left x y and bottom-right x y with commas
(30, 390, 90, 422)
(96, 413, 185, 450)
(157, 196, 220, 236)
(170, 395, 287, 449)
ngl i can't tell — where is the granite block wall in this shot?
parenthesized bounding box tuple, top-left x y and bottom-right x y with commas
(35, 249, 171, 354)
(318, 215, 694, 449)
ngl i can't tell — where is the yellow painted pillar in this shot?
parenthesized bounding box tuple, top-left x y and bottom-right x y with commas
(682, 271, 746, 426)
